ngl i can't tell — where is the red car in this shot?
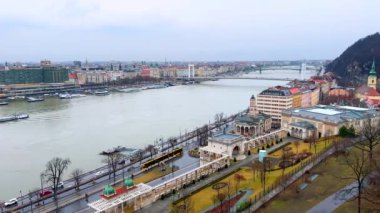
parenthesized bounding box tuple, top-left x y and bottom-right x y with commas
(39, 190, 53, 197)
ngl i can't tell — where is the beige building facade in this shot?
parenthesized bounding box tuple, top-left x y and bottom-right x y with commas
(257, 88, 293, 125)
(281, 105, 380, 139)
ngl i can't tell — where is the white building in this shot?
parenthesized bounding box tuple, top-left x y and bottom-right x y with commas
(199, 133, 244, 165)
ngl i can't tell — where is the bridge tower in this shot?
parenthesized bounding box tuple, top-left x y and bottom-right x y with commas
(300, 62, 306, 79)
(188, 64, 195, 79)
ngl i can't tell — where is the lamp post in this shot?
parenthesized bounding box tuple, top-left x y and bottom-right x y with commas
(28, 190, 33, 213)
(40, 173, 45, 205)
(19, 190, 23, 212)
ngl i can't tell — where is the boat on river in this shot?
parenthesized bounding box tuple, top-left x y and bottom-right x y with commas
(59, 93, 86, 99)
(26, 96, 44, 102)
(59, 93, 71, 99)
(94, 90, 110, 96)
(0, 115, 17, 123)
(16, 113, 29, 119)
(0, 101, 9, 106)
(116, 88, 141, 93)
(0, 113, 29, 123)
(71, 94, 86, 98)
(146, 84, 167, 90)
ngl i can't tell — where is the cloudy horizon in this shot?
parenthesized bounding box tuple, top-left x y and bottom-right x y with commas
(0, 0, 379, 62)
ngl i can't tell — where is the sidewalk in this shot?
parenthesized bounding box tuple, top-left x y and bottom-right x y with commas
(307, 182, 357, 213)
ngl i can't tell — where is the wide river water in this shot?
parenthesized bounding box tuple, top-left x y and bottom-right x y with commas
(0, 70, 315, 199)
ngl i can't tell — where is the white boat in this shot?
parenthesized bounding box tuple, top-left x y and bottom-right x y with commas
(94, 90, 110, 96)
(0, 101, 9, 106)
(15, 113, 29, 119)
(0, 115, 17, 123)
(59, 93, 72, 99)
(146, 85, 167, 90)
(26, 97, 44, 102)
(70, 94, 86, 98)
(15, 95, 25, 99)
(116, 88, 141, 93)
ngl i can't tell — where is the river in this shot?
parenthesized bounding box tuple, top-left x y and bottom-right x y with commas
(0, 70, 316, 199)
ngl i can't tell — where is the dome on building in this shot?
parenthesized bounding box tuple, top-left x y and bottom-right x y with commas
(103, 185, 115, 196)
(250, 95, 256, 100)
(124, 178, 134, 188)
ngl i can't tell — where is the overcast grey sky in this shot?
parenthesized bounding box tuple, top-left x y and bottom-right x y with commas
(0, 0, 378, 62)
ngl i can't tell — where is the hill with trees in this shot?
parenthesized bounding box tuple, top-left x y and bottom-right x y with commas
(326, 32, 380, 86)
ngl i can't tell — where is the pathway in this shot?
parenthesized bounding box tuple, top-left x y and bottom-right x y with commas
(307, 182, 358, 213)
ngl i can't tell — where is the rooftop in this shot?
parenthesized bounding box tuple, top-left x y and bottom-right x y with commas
(289, 121, 316, 129)
(307, 108, 341, 115)
(235, 113, 271, 126)
(209, 133, 243, 145)
(282, 105, 380, 124)
(88, 183, 152, 212)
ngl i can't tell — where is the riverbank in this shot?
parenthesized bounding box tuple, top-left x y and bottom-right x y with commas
(0, 70, 315, 199)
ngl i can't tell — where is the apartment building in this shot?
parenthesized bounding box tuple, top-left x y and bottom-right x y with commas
(257, 88, 293, 125)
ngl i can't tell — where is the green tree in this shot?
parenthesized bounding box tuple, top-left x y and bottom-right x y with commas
(339, 126, 349, 137)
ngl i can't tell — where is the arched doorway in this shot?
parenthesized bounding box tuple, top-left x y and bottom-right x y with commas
(232, 146, 240, 156)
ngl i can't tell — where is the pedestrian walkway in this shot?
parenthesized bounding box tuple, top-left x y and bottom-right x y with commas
(307, 182, 357, 213)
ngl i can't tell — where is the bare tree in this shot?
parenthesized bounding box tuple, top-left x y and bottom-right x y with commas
(197, 125, 209, 146)
(251, 161, 261, 182)
(294, 141, 301, 154)
(337, 148, 373, 213)
(212, 182, 227, 213)
(325, 129, 333, 149)
(214, 112, 224, 130)
(280, 147, 292, 177)
(71, 169, 83, 191)
(27, 190, 34, 213)
(102, 152, 124, 184)
(146, 145, 157, 159)
(357, 117, 380, 161)
(44, 157, 71, 199)
(226, 181, 232, 211)
(173, 192, 194, 213)
(306, 131, 318, 153)
(137, 149, 145, 165)
(168, 137, 177, 151)
(234, 174, 246, 194)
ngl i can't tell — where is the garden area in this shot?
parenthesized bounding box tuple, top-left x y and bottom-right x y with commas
(259, 153, 353, 213)
(172, 137, 335, 213)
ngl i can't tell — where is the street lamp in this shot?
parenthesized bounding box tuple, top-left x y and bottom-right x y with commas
(19, 190, 23, 211)
(40, 173, 45, 205)
(28, 190, 33, 213)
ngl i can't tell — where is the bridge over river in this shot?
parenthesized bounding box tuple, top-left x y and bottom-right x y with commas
(181, 63, 322, 80)
(176, 76, 295, 81)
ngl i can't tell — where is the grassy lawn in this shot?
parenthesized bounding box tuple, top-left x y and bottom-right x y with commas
(180, 138, 334, 213)
(260, 154, 353, 213)
(333, 196, 379, 213)
(134, 166, 177, 184)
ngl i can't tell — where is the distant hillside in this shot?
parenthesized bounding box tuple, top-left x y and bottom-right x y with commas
(326, 32, 380, 86)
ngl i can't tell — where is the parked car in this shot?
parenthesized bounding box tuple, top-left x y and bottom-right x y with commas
(39, 190, 53, 197)
(94, 170, 104, 177)
(118, 159, 126, 165)
(4, 198, 17, 207)
(52, 182, 64, 190)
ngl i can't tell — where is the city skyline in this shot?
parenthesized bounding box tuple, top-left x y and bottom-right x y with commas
(0, 0, 379, 61)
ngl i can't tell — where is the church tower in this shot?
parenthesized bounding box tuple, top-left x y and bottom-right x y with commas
(249, 95, 258, 116)
(368, 60, 377, 89)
